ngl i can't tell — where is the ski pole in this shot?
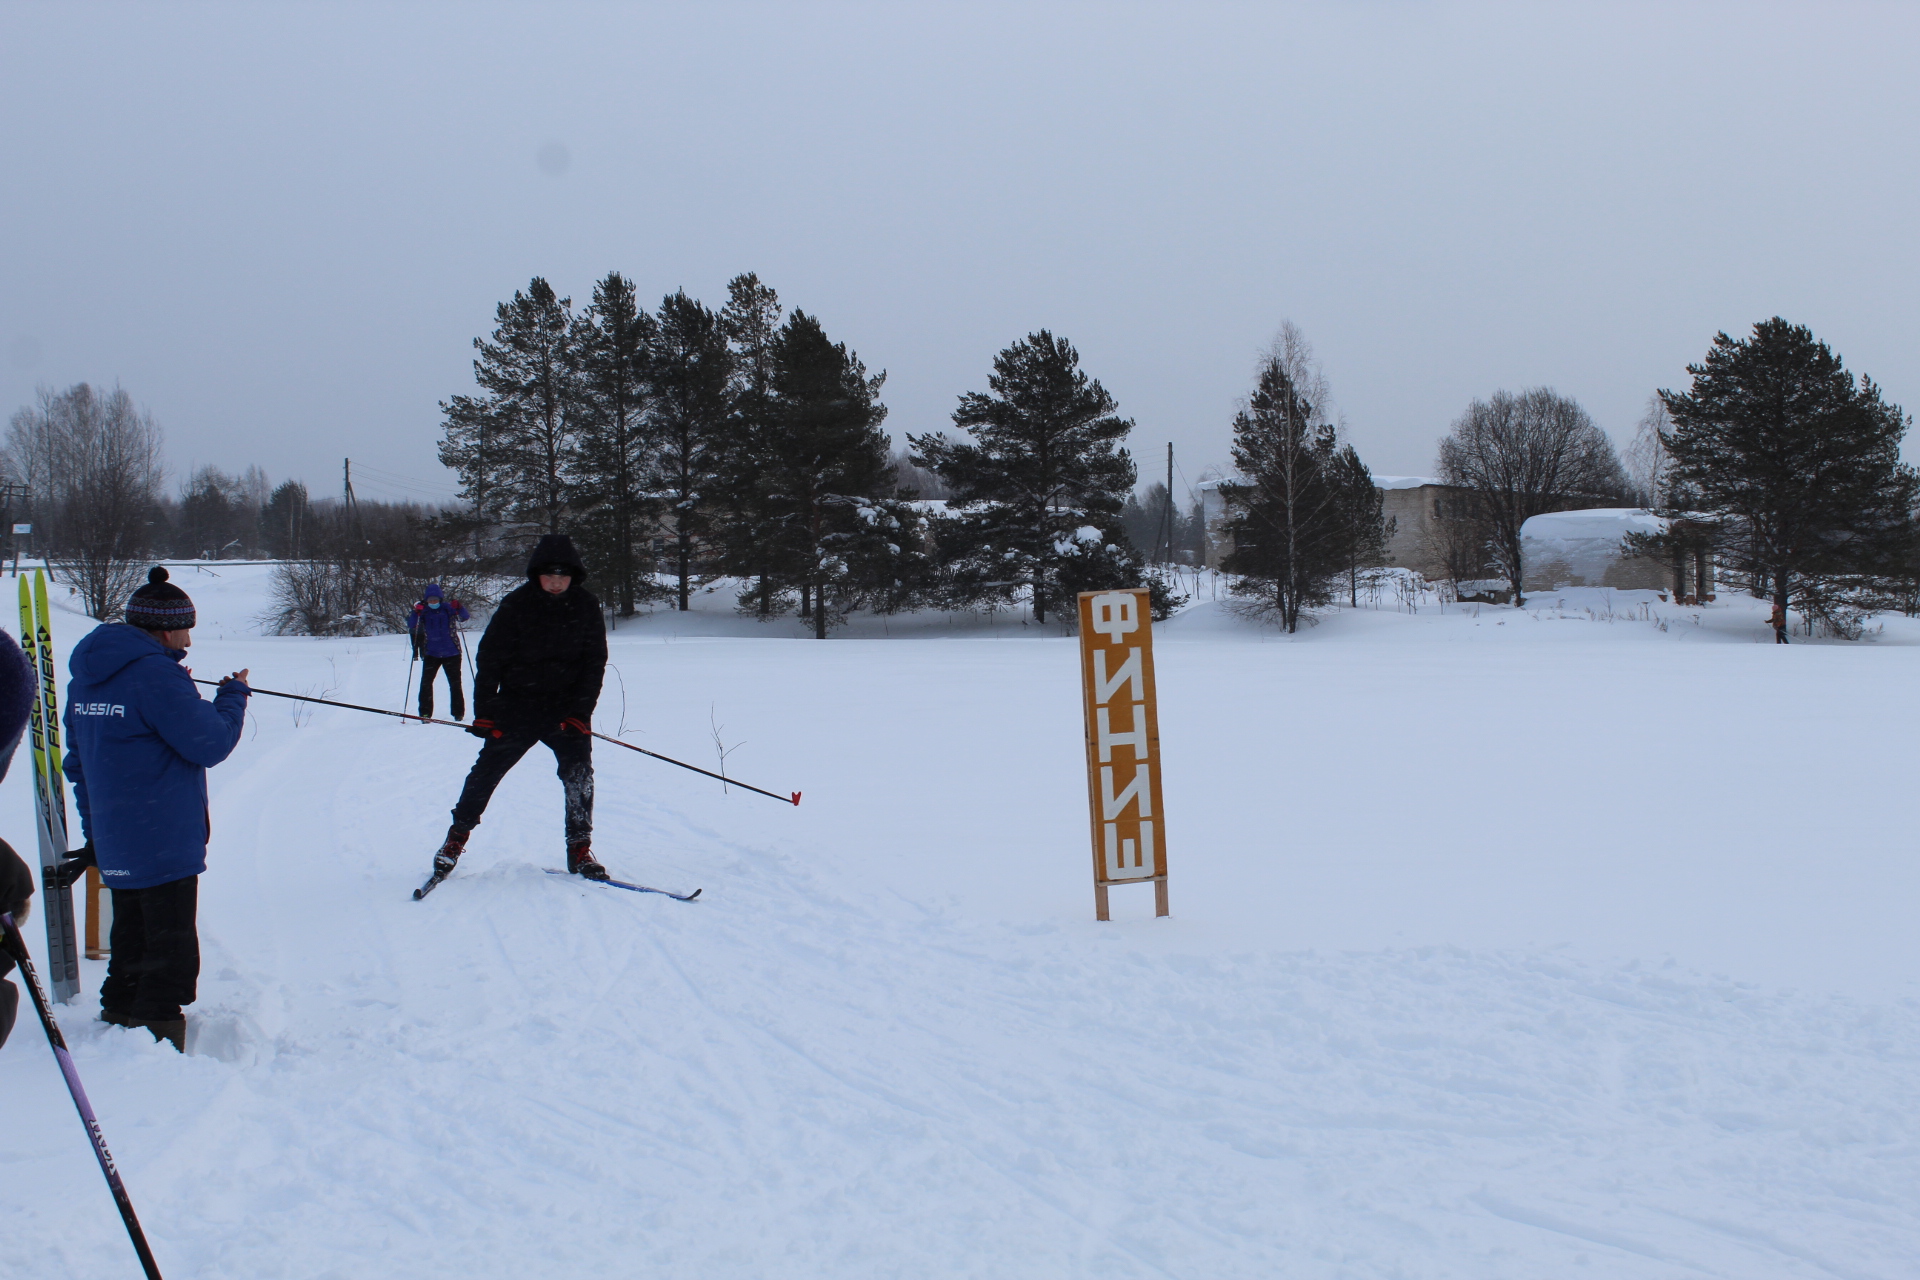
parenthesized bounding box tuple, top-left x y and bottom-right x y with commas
(194, 681, 802, 805)
(1, 911, 165, 1280)
(402, 645, 417, 717)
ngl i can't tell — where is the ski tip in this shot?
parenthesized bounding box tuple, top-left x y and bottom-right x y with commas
(791, 791, 802, 806)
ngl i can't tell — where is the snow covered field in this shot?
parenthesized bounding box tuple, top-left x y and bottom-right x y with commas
(6, 564, 1920, 1279)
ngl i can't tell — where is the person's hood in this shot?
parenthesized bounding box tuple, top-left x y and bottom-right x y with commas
(525, 534, 588, 584)
(422, 583, 445, 605)
(69, 623, 180, 685)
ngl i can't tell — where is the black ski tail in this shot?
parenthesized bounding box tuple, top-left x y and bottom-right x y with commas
(412, 870, 451, 901)
(543, 869, 701, 901)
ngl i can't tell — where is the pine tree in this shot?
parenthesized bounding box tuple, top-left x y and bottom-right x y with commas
(910, 330, 1140, 624)
(646, 289, 734, 611)
(439, 277, 579, 536)
(262, 480, 310, 559)
(573, 272, 660, 616)
(755, 310, 899, 638)
(1330, 445, 1392, 606)
(1219, 337, 1346, 632)
(1660, 318, 1919, 632)
(716, 273, 785, 615)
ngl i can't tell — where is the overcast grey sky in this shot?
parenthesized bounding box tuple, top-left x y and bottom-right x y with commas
(4, 1, 1916, 505)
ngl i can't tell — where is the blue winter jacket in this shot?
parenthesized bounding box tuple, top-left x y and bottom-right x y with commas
(407, 591, 469, 659)
(62, 625, 249, 890)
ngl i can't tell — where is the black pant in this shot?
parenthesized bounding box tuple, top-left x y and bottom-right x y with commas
(101, 875, 199, 1022)
(451, 726, 594, 843)
(0, 976, 17, 1050)
(420, 654, 465, 720)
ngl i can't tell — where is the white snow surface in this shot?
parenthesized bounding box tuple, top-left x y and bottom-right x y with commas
(6, 565, 1920, 1279)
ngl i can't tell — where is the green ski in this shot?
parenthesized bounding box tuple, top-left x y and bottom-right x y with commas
(21, 571, 78, 1003)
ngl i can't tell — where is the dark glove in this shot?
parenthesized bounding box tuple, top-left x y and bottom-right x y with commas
(49, 846, 93, 890)
(467, 717, 502, 739)
(560, 717, 590, 736)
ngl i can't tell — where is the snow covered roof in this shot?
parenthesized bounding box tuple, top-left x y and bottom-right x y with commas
(1371, 475, 1443, 490)
(1519, 508, 1666, 540)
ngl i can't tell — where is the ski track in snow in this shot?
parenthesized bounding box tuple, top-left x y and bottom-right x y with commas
(4, 567, 1920, 1278)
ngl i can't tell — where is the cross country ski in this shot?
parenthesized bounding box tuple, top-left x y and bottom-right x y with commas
(543, 868, 701, 900)
(19, 571, 79, 1004)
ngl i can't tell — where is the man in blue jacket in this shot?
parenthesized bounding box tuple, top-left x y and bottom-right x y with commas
(407, 582, 469, 721)
(63, 567, 250, 1051)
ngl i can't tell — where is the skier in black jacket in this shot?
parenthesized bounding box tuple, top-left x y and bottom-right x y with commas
(429, 534, 609, 881)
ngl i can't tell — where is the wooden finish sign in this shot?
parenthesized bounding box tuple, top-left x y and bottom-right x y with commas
(1076, 588, 1169, 920)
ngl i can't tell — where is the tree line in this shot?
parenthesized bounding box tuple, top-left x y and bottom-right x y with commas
(441, 272, 1167, 634)
(3, 382, 479, 630)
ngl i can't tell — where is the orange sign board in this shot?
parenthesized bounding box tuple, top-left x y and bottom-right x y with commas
(1076, 588, 1169, 920)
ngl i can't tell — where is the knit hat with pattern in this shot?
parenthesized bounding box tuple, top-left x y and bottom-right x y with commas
(125, 566, 196, 632)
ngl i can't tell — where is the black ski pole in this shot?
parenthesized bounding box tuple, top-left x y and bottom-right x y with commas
(1, 911, 164, 1280)
(195, 680, 802, 805)
(582, 727, 800, 806)
(401, 641, 418, 718)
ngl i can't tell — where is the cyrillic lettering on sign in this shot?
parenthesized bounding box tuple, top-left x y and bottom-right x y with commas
(1077, 588, 1168, 908)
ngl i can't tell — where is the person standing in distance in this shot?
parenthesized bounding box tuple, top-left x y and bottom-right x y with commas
(62, 567, 250, 1052)
(428, 535, 608, 882)
(408, 582, 470, 721)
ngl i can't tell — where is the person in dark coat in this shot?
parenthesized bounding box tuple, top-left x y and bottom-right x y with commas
(430, 534, 609, 881)
(62, 567, 251, 1051)
(407, 583, 470, 721)
(1, 840, 33, 1052)
(0, 626, 38, 1051)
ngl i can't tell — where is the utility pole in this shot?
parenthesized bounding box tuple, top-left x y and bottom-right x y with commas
(1155, 442, 1175, 569)
(343, 458, 363, 542)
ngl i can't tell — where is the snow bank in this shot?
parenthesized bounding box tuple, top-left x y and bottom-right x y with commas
(5, 563, 1920, 1278)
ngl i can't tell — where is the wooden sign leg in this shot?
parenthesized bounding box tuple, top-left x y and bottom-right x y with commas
(1154, 877, 1169, 918)
(84, 866, 105, 959)
(1094, 881, 1110, 922)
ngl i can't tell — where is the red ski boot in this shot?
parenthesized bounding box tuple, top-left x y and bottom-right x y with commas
(567, 841, 609, 881)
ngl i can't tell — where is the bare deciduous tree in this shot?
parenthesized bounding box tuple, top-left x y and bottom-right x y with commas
(5, 383, 165, 619)
(1436, 388, 1627, 606)
(1623, 394, 1674, 508)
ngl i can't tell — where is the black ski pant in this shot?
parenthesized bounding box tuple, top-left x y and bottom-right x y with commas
(0, 976, 17, 1050)
(100, 874, 199, 1022)
(450, 726, 594, 845)
(419, 654, 465, 720)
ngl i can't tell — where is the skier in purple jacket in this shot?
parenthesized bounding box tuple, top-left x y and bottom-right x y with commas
(407, 583, 470, 721)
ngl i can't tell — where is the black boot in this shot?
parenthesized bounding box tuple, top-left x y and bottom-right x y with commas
(133, 1017, 186, 1052)
(434, 825, 470, 875)
(566, 842, 608, 881)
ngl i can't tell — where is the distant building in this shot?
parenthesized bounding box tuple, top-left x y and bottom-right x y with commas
(1198, 474, 1469, 579)
(1372, 477, 1471, 579)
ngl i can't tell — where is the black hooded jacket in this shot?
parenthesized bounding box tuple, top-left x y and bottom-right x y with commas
(472, 535, 607, 731)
